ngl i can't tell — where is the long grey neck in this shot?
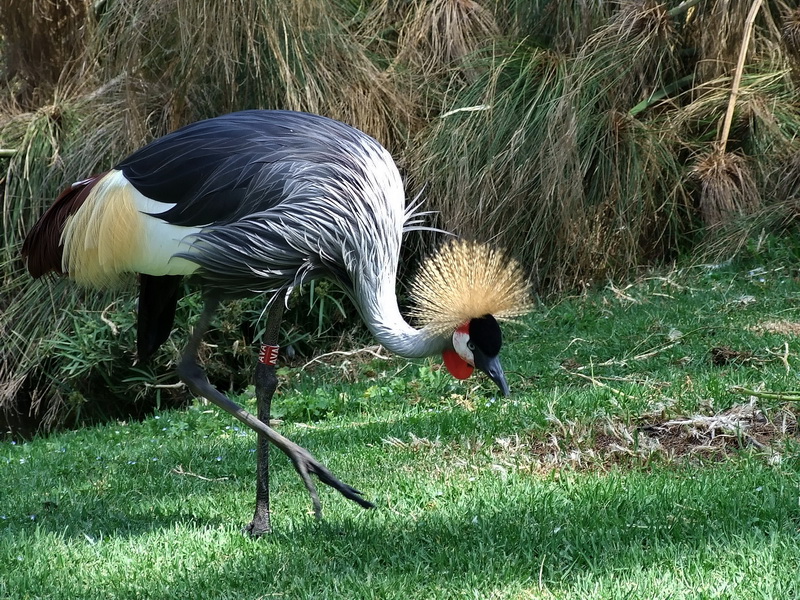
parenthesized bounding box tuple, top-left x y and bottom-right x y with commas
(356, 282, 448, 359)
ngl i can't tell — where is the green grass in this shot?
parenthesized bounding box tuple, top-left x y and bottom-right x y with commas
(3, 235, 800, 599)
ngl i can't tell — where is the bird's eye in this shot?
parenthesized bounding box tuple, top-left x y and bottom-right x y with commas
(467, 341, 475, 351)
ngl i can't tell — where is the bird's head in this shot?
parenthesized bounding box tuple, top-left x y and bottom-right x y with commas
(443, 314, 509, 396)
(410, 239, 532, 396)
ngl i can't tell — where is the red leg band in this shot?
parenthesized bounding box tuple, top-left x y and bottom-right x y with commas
(259, 345, 280, 366)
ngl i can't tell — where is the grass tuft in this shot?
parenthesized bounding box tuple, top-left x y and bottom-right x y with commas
(692, 150, 760, 228)
(396, 0, 499, 82)
(781, 7, 800, 60)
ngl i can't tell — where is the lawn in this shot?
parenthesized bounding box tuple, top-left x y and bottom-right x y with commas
(2, 236, 800, 599)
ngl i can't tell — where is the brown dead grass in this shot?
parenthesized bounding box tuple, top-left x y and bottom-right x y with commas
(749, 320, 800, 336)
(0, 0, 91, 106)
(387, 401, 798, 477)
(556, 401, 794, 470)
(692, 151, 761, 228)
(709, 345, 756, 366)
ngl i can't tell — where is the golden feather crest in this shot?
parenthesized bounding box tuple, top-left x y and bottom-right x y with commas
(408, 239, 534, 334)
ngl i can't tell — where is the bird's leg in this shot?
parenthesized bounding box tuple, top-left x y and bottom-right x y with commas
(244, 300, 284, 537)
(177, 294, 374, 527)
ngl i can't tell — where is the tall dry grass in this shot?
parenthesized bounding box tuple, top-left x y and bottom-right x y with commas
(2, 0, 800, 429)
(0, 0, 428, 429)
(409, 2, 690, 290)
(0, 0, 92, 106)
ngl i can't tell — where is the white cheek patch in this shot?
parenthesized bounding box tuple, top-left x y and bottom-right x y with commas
(453, 330, 474, 366)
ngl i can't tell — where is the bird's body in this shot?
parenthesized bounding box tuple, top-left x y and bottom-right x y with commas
(23, 109, 531, 533)
(26, 110, 443, 360)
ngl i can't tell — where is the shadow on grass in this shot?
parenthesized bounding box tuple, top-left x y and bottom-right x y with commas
(2, 405, 799, 597)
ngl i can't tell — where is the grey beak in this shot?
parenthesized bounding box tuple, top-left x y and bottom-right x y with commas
(473, 350, 510, 397)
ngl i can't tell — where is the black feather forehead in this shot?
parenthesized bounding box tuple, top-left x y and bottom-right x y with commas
(469, 314, 502, 357)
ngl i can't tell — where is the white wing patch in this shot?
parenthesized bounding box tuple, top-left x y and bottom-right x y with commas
(61, 169, 201, 287)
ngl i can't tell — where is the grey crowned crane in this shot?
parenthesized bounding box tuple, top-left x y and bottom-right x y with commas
(22, 109, 532, 535)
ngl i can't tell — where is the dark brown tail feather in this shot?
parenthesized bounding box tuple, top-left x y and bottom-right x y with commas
(21, 173, 106, 278)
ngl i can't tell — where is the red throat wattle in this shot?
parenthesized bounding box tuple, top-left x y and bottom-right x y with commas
(442, 322, 473, 379)
(442, 349, 474, 379)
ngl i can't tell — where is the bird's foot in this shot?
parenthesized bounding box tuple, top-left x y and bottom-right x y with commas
(243, 515, 272, 538)
(286, 443, 375, 519)
(178, 357, 373, 518)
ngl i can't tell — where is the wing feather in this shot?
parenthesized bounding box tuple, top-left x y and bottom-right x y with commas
(117, 110, 413, 311)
